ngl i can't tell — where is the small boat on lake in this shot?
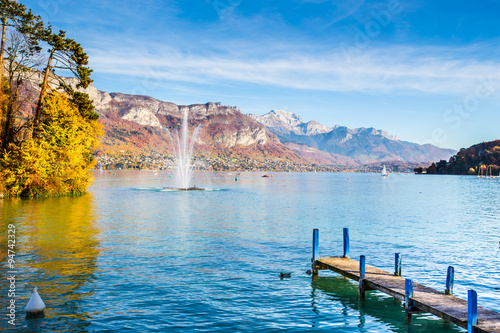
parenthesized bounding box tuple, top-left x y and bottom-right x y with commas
(381, 165, 388, 177)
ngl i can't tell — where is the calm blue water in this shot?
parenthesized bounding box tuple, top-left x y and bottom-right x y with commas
(1, 171, 499, 332)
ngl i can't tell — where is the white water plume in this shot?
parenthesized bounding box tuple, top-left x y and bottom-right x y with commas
(166, 107, 201, 189)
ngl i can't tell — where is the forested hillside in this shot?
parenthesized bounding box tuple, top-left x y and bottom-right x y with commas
(417, 140, 500, 175)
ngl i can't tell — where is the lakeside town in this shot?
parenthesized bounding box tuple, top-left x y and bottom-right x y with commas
(94, 153, 425, 173)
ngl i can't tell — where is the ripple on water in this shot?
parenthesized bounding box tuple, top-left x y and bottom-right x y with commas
(2, 172, 495, 332)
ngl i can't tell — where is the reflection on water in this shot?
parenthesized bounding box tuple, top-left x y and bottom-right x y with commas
(1, 171, 498, 332)
(311, 275, 464, 332)
(0, 195, 99, 332)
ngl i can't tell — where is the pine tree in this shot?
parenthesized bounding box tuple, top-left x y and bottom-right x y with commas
(33, 27, 93, 138)
(0, 0, 41, 84)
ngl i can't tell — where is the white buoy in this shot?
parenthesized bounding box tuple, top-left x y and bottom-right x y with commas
(25, 287, 45, 316)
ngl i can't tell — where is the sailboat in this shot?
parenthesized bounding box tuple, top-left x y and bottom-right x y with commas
(381, 165, 388, 177)
(478, 165, 484, 178)
(486, 165, 498, 179)
(487, 166, 496, 178)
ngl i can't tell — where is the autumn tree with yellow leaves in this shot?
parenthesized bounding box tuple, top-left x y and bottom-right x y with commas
(0, 0, 101, 197)
(1, 93, 101, 196)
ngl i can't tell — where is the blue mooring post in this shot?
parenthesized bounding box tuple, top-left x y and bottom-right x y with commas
(343, 228, 349, 258)
(405, 278, 415, 311)
(445, 266, 454, 295)
(394, 253, 402, 276)
(404, 278, 415, 323)
(312, 229, 319, 275)
(359, 255, 366, 298)
(468, 289, 478, 333)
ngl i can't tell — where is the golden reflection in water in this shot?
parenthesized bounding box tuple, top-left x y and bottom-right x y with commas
(1, 194, 100, 329)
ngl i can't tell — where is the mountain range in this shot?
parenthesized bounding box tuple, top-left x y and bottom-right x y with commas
(248, 110, 456, 165)
(25, 74, 456, 167)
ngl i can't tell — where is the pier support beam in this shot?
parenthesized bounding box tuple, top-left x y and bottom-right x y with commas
(312, 229, 319, 275)
(468, 289, 477, 333)
(405, 278, 416, 322)
(343, 228, 349, 258)
(359, 255, 366, 299)
(394, 253, 402, 276)
(445, 266, 454, 295)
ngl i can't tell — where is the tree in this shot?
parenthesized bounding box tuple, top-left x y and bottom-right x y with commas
(436, 159, 447, 174)
(1, 29, 43, 151)
(0, 2, 101, 197)
(1, 92, 102, 197)
(0, 0, 41, 150)
(0, 0, 40, 84)
(33, 27, 93, 138)
(427, 163, 437, 174)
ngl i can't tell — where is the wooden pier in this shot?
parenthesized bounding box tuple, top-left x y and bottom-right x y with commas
(311, 228, 500, 333)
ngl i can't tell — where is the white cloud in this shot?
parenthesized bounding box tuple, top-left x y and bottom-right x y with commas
(88, 39, 500, 97)
(59, 0, 497, 99)
(88, 23, 500, 95)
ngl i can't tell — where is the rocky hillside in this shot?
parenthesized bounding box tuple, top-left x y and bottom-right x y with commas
(249, 110, 332, 136)
(71, 84, 304, 163)
(250, 110, 456, 164)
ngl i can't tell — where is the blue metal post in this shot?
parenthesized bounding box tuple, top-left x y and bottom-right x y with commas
(445, 266, 454, 295)
(312, 229, 319, 275)
(405, 278, 414, 311)
(468, 289, 477, 333)
(359, 255, 366, 280)
(359, 255, 366, 298)
(343, 228, 349, 258)
(394, 253, 402, 276)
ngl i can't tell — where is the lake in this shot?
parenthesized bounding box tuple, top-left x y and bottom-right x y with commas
(1, 171, 499, 332)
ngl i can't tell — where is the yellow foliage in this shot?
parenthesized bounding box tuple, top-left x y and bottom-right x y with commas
(0, 85, 9, 149)
(1, 93, 102, 197)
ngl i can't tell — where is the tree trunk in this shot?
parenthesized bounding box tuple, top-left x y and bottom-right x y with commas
(0, 17, 5, 150)
(1, 100, 14, 151)
(0, 16, 7, 86)
(1, 76, 22, 151)
(32, 48, 54, 139)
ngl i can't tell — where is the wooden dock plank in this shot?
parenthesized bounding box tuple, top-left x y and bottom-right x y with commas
(316, 256, 500, 333)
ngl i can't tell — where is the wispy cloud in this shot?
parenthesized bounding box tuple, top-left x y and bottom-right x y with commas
(40, 0, 500, 99)
(89, 40, 500, 96)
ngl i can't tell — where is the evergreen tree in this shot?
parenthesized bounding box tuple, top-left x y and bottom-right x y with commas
(33, 27, 93, 138)
(0, 0, 41, 84)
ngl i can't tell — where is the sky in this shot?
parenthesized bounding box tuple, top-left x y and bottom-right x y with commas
(25, 0, 500, 150)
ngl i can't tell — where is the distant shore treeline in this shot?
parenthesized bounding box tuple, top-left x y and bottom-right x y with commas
(0, 0, 101, 197)
(415, 140, 500, 175)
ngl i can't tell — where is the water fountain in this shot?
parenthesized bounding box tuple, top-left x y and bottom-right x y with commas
(164, 107, 203, 191)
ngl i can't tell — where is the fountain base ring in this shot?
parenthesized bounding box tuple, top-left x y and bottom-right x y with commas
(163, 186, 205, 191)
